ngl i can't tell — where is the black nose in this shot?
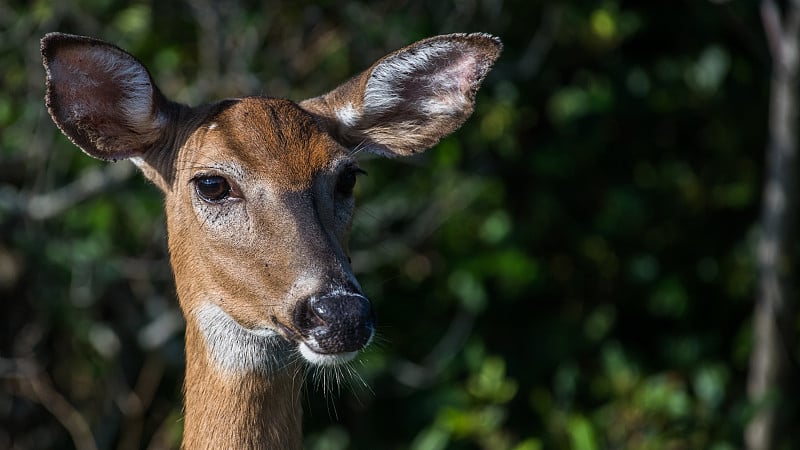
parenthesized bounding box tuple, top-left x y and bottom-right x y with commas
(293, 292, 375, 354)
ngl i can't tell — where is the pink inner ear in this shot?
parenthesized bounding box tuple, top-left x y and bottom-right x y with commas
(434, 53, 478, 90)
(430, 53, 481, 107)
(363, 42, 489, 120)
(456, 57, 476, 93)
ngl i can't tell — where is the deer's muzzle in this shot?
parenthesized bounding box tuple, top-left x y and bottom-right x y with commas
(293, 291, 375, 360)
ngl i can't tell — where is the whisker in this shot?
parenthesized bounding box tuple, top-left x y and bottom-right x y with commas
(350, 139, 370, 157)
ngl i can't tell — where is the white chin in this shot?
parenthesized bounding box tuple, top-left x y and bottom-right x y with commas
(298, 342, 358, 366)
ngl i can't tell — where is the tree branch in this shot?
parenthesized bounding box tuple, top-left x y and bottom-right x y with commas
(8, 358, 98, 450)
(746, 2, 800, 449)
(761, 0, 783, 59)
(0, 162, 135, 221)
(518, 4, 561, 79)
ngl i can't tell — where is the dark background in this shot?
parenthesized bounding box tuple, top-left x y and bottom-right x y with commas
(1, 1, 796, 449)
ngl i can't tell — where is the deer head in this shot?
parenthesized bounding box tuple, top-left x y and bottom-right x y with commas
(42, 31, 501, 448)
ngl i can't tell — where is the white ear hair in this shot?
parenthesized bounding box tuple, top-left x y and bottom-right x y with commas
(364, 39, 472, 116)
(300, 33, 502, 157)
(84, 47, 164, 130)
(42, 33, 171, 161)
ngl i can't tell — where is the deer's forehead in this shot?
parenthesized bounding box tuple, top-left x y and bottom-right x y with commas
(183, 98, 347, 190)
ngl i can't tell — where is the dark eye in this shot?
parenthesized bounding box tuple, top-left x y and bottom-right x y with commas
(195, 175, 231, 202)
(336, 167, 366, 196)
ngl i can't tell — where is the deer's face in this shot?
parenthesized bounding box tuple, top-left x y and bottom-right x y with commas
(42, 31, 500, 372)
(167, 98, 373, 366)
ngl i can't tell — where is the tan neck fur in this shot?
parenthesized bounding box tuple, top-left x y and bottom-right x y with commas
(181, 318, 303, 450)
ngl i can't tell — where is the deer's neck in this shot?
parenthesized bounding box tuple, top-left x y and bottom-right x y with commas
(181, 303, 303, 450)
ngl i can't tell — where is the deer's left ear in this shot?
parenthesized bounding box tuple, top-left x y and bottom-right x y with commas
(42, 32, 173, 162)
(300, 33, 502, 157)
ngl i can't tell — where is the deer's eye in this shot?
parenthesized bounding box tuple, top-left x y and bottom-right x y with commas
(194, 175, 231, 203)
(336, 167, 366, 196)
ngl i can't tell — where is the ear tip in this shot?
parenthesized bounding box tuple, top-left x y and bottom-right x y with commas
(41, 33, 60, 59)
(41, 33, 111, 60)
(41, 33, 79, 67)
(41, 31, 63, 46)
(445, 32, 503, 58)
(41, 32, 76, 52)
(467, 32, 503, 47)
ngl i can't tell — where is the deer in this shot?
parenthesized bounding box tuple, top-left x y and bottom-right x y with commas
(41, 31, 501, 449)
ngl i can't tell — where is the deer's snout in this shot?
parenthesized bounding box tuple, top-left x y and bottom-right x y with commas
(293, 291, 375, 359)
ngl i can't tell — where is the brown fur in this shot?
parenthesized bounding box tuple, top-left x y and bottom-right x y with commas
(41, 32, 500, 448)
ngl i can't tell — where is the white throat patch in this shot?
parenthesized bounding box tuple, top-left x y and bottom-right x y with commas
(193, 303, 292, 374)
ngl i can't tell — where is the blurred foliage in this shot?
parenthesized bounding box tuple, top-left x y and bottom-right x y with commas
(1, 0, 797, 449)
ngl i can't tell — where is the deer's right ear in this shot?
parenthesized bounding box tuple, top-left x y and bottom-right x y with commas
(41, 32, 172, 161)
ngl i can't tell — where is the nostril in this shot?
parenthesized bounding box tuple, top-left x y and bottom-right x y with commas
(310, 293, 373, 324)
(294, 297, 326, 331)
(293, 292, 375, 354)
